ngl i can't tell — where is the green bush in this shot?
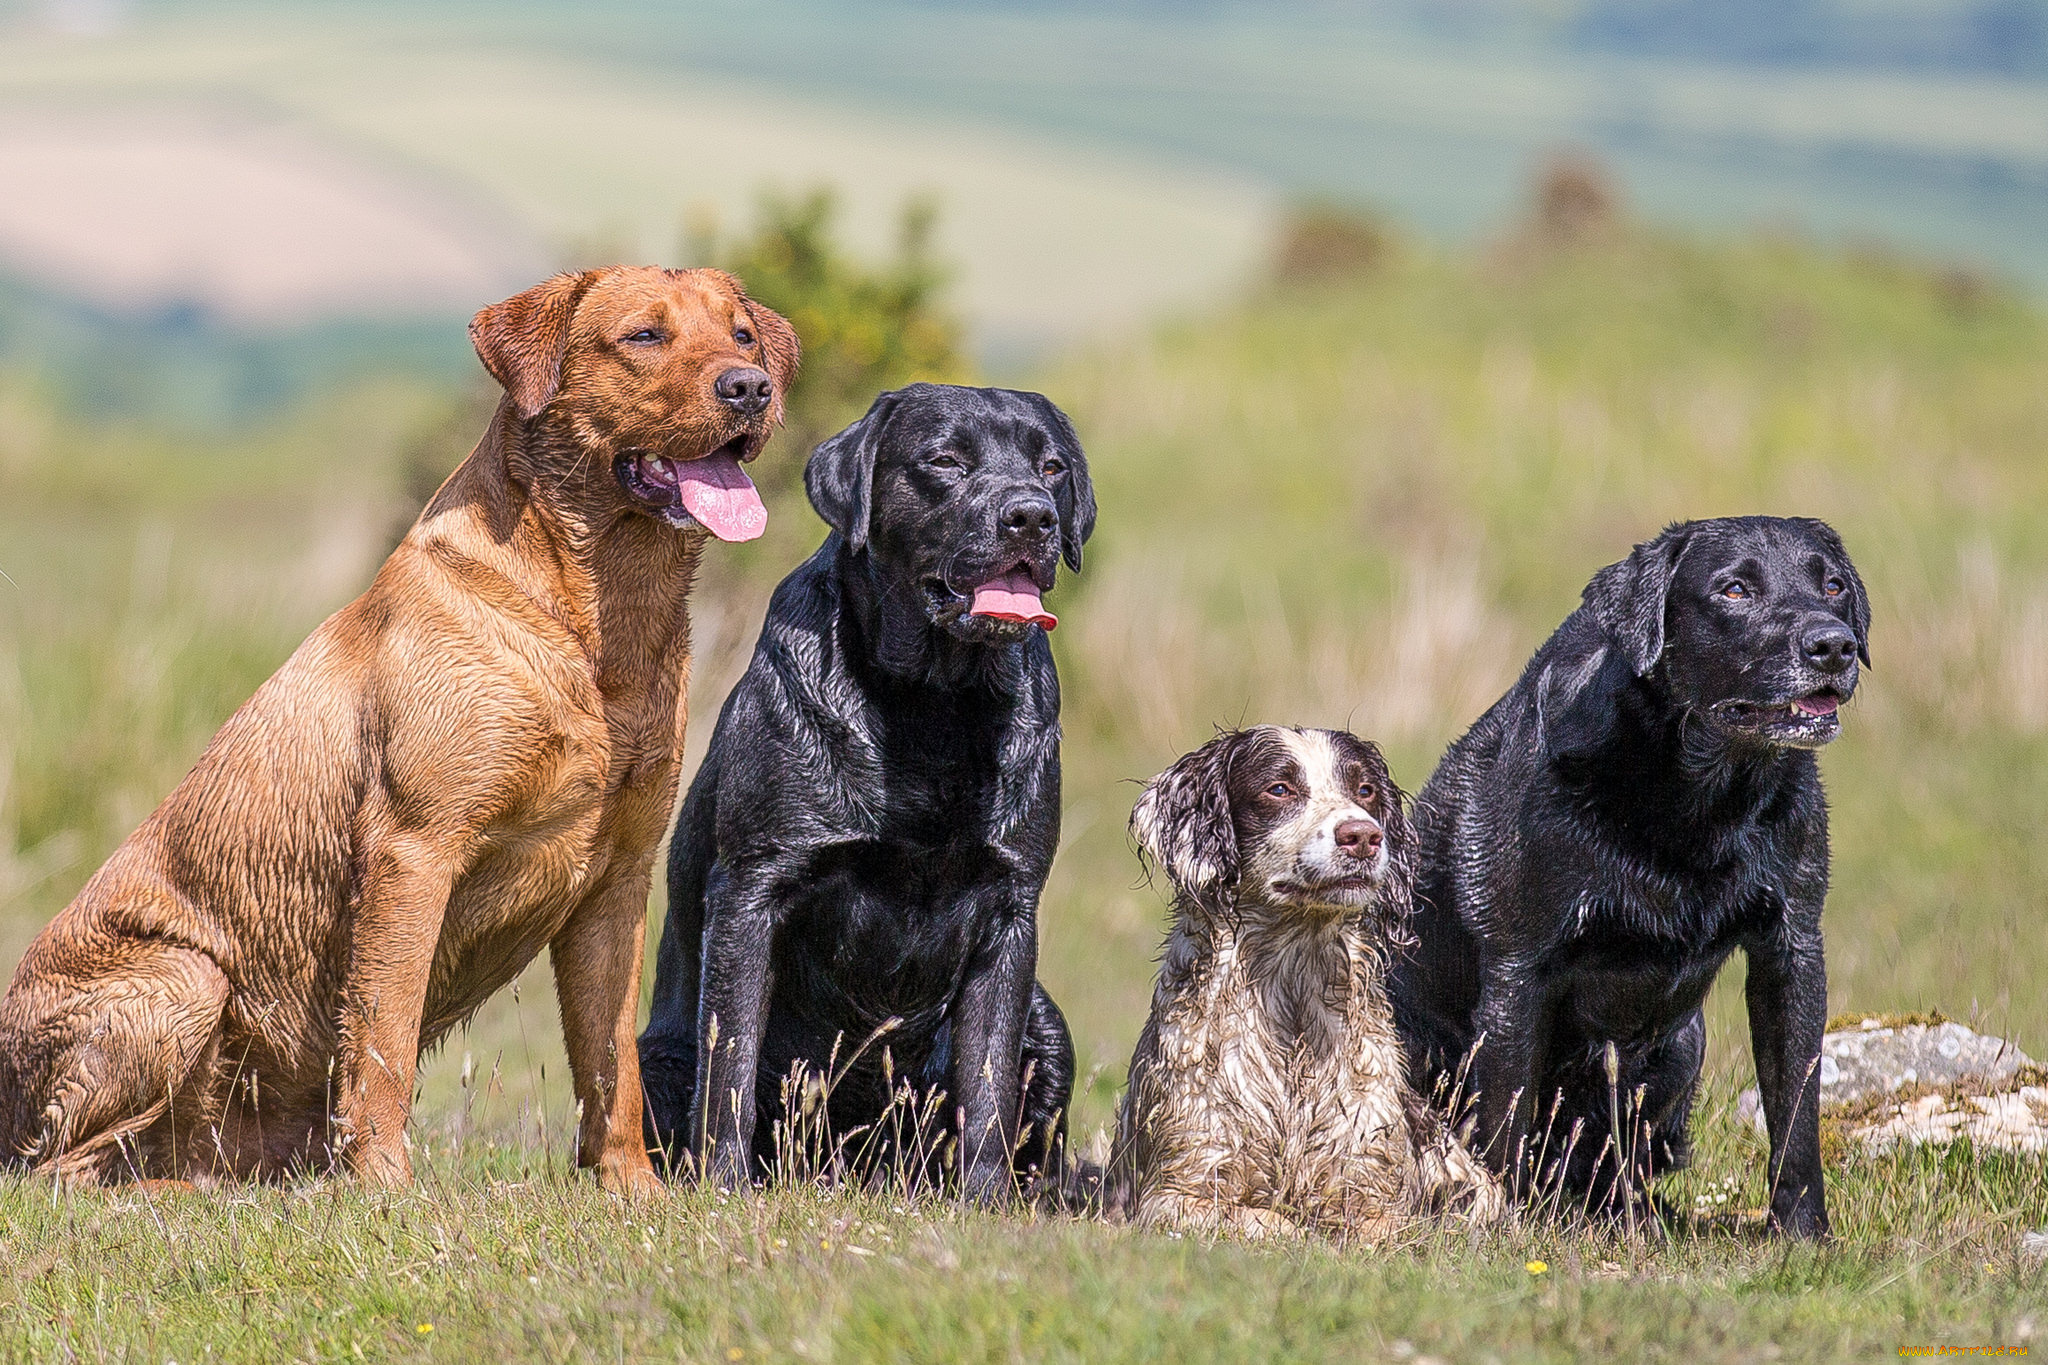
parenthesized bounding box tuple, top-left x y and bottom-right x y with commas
(691, 189, 972, 473)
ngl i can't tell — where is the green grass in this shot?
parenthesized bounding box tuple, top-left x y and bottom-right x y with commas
(3, 216, 2047, 1359)
(2, 1097, 2044, 1362)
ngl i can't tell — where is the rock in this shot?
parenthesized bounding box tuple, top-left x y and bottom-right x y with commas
(1818, 1018, 2034, 1106)
(1851, 1087, 2048, 1154)
(1735, 1017, 2045, 1154)
(2021, 1231, 2048, 1262)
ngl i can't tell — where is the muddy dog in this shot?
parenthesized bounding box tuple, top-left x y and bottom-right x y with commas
(0, 267, 797, 1193)
(1391, 516, 1869, 1238)
(1115, 726, 1505, 1240)
(639, 383, 1093, 1201)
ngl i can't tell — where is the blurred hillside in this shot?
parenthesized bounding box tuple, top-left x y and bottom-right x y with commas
(3, 0, 2047, 431)
(496, 0, 2048, 286)
(2, 171, 2042, 1140)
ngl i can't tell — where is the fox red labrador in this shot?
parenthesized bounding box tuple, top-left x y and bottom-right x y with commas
(0, 266, 797, 1195)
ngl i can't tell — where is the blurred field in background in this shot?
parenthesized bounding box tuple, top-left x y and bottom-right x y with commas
(4, 172, 2047, 1360)
(4, 163, 2044, 1146)
(3, 3, 2047, 1357)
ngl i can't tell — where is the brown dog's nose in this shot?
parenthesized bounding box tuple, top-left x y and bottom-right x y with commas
(1334, 819, 1382, 860)
(714, 366, 773, 417)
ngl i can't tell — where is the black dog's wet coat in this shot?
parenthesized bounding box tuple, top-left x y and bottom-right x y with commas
(1390, 516, 1868, 1238)
(638, 384, 1093, 1198)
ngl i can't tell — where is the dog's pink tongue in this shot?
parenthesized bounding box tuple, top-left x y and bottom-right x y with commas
(676, 453, 766, 542)
(969, 570, 1057, 631)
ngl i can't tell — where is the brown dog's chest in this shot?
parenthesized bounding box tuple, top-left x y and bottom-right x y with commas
(422, 665, 687, 1036)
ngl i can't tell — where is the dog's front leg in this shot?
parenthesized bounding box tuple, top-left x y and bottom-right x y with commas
(1744, 921, 1830, 1239)
(334, 832, 458, 1188)
(951, 913, 1034, 1205)
(1468, 973, 1547, 1198)
(552, 870, 665, 1199)
(691, 860, 777, 1190)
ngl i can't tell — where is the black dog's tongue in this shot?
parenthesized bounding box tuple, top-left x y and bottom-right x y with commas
(968, 571, 1057, 630)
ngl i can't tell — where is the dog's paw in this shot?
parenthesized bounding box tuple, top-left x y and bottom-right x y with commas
(351, 1147, 415, 1191)
(598, 1155, 671, 1201)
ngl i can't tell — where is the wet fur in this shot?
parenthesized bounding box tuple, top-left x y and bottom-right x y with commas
(0, 267, 797, 1193)
(638, 384, 1095, 1201)
(1115, 727, 1505, 1239)
(1390, 516, 1870, 1238)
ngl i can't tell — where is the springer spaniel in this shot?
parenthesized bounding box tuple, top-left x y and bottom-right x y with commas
(1113, 726, 1504, 1240)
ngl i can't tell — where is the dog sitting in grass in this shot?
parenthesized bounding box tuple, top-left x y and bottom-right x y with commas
(1113, 726, 1505, 1239)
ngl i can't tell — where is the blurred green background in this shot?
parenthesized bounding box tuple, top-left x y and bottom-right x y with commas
(0, 0, 2043, 1151)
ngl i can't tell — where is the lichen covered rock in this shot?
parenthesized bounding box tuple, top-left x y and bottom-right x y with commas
(1736, 1016, 2045, 1155)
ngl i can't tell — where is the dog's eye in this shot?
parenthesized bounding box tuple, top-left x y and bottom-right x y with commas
(1720, 580, 1750, 600)
(1042, 456, 1066, 478)
(1824, 577, 1845, 597)
(1265, 782, 1294, 799)
(621, 328, 665, 345)
(733, 327, 754, 346)
(1356, 782, 1376, 802)
(928, 454, 963, 470)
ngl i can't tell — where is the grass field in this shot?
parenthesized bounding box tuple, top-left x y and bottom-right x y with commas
(2, 204, 2046, 1358)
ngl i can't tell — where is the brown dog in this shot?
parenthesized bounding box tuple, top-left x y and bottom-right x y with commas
(0, 267, 797, 1194)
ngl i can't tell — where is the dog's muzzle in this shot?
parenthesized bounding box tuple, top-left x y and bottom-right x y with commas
(1712, 683, 1851, 749)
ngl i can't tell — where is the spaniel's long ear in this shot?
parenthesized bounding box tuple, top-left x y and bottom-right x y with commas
(1332, 731, 1418, 934)
(470, 272, 594, 420)
(1795, 517, 1873, 667)
(1130, 731, 1245, 903)
(1373, 758, 1417, 895)
(700, 269, 801, 429)
(1583, 523, 1691, 677)
(1375, 765, 1420, 944)
(806, 389, 900, 552)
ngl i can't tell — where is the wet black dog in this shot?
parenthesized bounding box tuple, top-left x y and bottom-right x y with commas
(638, 383, 1094, 1200)
(1390, 516, 1869, 1238)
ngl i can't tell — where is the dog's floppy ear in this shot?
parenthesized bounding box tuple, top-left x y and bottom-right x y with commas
(1535, 645, 1629, 760)
(470, 271, 595, 420)
(1130, 730, 1243, 903)
(1795, 517, 1873, 667)
(1357, 742, 1418, 928)
(1583, 524, 1689, 676)
(1034, 396, 1096, 573)
(747, 299, 801, 425)
(806, 390, 900, 552)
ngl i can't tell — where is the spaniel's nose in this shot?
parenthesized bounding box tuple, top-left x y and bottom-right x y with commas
(714, 367, 773, 417)
(1334, 819, 1382, 861)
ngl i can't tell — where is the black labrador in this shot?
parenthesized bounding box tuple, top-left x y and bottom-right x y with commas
(638, 382, 1095, 1201)
(1390, 516, 1869, 1238)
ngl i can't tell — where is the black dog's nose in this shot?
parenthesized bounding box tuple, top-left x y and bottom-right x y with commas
(999, 493, 1057, 540)
(1800, 620, 1858, 674)
(714, 366, 773, 417)
(1334, 819, 1383, 860)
